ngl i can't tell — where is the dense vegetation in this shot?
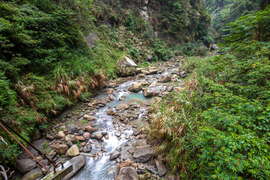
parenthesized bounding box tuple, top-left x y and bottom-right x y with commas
(151, 4, 270, 179)
(0, 0, 210, 166)
(204, 0, 263, 40)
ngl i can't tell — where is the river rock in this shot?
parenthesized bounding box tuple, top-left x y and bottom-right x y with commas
(145, 67, 159, 75)
(51, 143, 68, 155)
(66, 145, 80, 157)
(83, 114, 96, 121)
(63, 155, 86, 180)
(143, 86, 162, 97)
(67, 124, 79, 134)
(85, 126, 98, 133)
(82, 144, 92, 153)
(22, 168, 42, 180)
(133, 145, 154, 163)
(78, 130, 84, 135)
(110, 151, 121, 160)
(83, 132, 91, 139)
(92, 132, 103, 140)
(158, 73, 171, 83)
(145, 164, 158, 175)
(92, 99, 107, 107)
(106, 88, 114, 94)
(65, 134, 76, 142)
(128, 82, 147, 92)
(179, 71, 187, 78)
(108, 95, 115, 101)
(75, 136, 85, 141)
(116, 103, 129, 111)
(119, 56, 137, 67)
(116, 167, 138, 180)
(107, 109, 116, 116)
(107, 82, 117, 88)
(57, 131, 66, 139)
(16, 159, 37, 174)
(155, 159, 167, 176)
(120, 148, 133, 161)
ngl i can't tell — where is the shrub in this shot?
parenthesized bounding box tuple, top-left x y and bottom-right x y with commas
(151, 40, 173, 61)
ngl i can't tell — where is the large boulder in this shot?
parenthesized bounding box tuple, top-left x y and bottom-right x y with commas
(66, 145, 80, 157)
(16, 159, 37, 174)
(143, 86, 166, 97)
(117, 57, 138, 77)
(63, 156, 86, 180)
(116, 167, 138, 180)
(128, 82, 148, 92)
(51, 143, 69, 155)
(132, 145, 155, 163)
(120, 56, 137, 67)
(22, 168, 42, 180)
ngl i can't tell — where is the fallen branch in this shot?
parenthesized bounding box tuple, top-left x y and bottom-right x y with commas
(0, 165, 14, 180)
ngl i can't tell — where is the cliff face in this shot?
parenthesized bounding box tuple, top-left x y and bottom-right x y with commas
(95, 0, 210, 44)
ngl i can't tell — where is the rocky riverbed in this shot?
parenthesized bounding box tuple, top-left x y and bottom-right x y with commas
(16, 57, 185, 180)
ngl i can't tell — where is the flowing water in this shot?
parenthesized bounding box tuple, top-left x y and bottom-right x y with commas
(72, 80, 150, 180)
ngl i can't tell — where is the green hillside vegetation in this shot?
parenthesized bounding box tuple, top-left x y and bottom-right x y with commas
(204, 0, 262, 40)
(150, 5, 270, 179)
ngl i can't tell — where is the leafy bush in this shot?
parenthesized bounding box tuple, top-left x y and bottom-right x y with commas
(151, 40, 173, 61)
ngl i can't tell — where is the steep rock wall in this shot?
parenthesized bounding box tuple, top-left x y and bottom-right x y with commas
(94, 0, 210, 44)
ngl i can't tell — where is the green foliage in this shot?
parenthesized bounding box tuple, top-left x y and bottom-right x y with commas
(151, 6, 270, 179)
(0, 0, 125, 165)
(156, 0, 210, 44)
(0, 72, 16, 108)
(151, 40, 173, 61)
(204, 0, 261, 40)
(224, 6, 270, 43)
(0, 1, 88, 77)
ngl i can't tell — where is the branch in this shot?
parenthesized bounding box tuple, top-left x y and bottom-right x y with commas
(0, 165, 8, 180)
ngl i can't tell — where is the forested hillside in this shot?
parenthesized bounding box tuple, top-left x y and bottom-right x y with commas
(204, 0, 262, 39)
(0, 0, 209, 168)
(151, 1, 270, 179)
